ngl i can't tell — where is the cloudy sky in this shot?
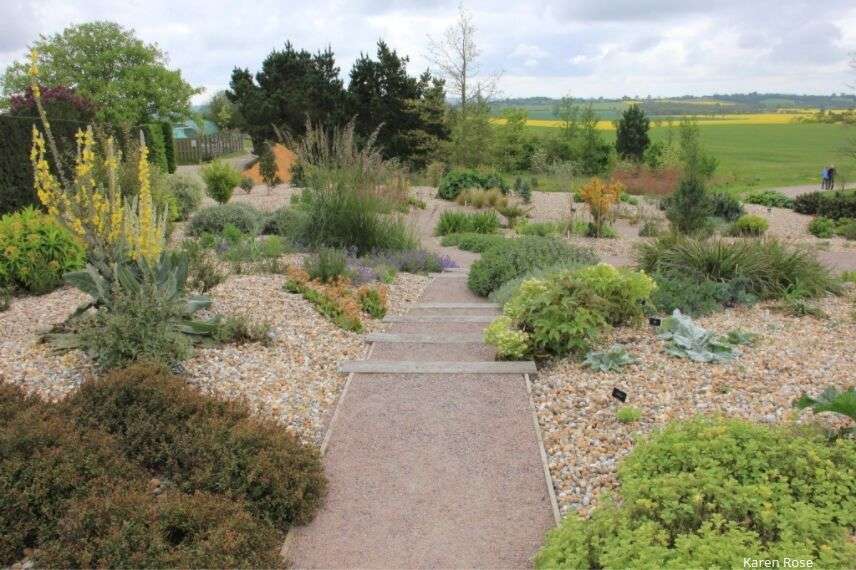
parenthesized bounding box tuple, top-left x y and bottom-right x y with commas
(2, 0, 855, 104)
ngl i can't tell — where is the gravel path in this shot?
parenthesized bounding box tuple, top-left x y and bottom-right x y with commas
(764, 182, 855, 199)
(289, 272, 554, 569)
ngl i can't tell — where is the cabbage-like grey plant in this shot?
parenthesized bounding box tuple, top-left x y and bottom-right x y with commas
(583, 345, 637, 372)
(794, 387, 856, 437)
(658, 309, 737, 363)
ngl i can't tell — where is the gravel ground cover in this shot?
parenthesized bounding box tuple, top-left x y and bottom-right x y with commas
(0, 260, 431, 444)
(531, 292, 856, 516)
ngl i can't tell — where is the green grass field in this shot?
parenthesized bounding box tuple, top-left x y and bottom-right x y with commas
(525, 122, 854, 194)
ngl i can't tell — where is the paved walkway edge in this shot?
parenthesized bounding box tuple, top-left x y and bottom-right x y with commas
(525, 372, 561, 526)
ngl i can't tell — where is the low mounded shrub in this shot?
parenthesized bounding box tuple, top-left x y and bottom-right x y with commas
(188, 203, 264, 236)
(816, 190, 856, 220)
(441, 232, 509, 253)
(808, 216, 837, 238)
(65, 364, 327, 530)
(487, 264, 656, 358)
(708, 190, 744, 222)
(262, 206, 306, 241)
(437, 169, 492, 200)
(200, 160, 241, 204)
(165, 173, 204, 220)
(729, 214, 769, 236)
(35, 488, 282, 569)
(0, 207, 85, 294)
(0, 389, 143, 565)
(435, 210, 501, 235)
(744, 189, 795, 209)
(793, 191, 823, 215)
(535, 417, 856, 569)
(468, 236, 598, 297)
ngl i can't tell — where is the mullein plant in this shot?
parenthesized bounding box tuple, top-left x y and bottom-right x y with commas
(28, 49, 166, 273)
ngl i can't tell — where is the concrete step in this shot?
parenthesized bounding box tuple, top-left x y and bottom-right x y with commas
(442, 267, 468, 273)
(412, 303, 499, 309)
(384, 315, 495, 323)
(339, 360, 537, 374)
(365, 333, 485, 344)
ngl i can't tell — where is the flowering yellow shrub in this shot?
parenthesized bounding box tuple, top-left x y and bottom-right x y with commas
(27, 49, 165, 264)
(579, 177, 622, 236)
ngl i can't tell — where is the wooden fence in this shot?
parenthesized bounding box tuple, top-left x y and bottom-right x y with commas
(174, 130, 246, 164)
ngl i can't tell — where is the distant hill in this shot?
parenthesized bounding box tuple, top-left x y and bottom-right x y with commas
(489, 94, 856, 120)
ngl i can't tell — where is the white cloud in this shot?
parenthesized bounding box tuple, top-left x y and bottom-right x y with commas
(0, 0, 853, 102)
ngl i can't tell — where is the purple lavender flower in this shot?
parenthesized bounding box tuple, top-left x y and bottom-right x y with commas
(439, 255, 459, 270)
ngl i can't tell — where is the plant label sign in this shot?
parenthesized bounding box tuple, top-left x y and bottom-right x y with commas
(648, 317, 661, 327)
(612, 388, 627, 402)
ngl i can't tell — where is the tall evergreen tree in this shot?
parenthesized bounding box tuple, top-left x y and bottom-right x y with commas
(227, 42, 346, 152)
(347, 41, 448, 167)
(615, 103, 650, 161)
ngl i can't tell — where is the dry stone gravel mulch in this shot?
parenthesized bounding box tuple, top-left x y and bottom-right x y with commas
(532, 294, 856, 517)
(0, 265, 431, 445)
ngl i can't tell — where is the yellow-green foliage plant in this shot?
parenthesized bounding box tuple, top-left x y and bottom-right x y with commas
(487, 264, 656, 358)
(0, 207, 84, 293)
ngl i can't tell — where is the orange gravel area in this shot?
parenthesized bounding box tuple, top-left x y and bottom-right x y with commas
(242, 143, 296, 184)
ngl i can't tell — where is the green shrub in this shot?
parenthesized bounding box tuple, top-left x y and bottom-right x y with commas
(744, 189, 795, 209)
(211, 315, 272, 345)
(489, 261, 586, 307)
(240, 176, 255, 193)
(435, 210, 500, 235)
(615, 406, 641, 423)
(437, 169, 489, 200)
(262, 206, 307, 242)
(666, 176, 712, 234)
(165, 173, 204, 220)
(491, 264, 655, 357)
(0, 207, 85, 293)
(200, 160, 241, 204)
(305, 248, 350, 283)
(837, 219, 856, 240)
(535, 417, 856, 569)
(181, 239, 227, 293)
(650, 272, 731, 317)
(35, 488, 283, 569)
(358, 287, 387, 318)
(188, 203, 264, 236)
(0, 391, 143, 565)
(793, 191, 823, 215)
(729, 214, 769, 236)
(808, 216, 837, 238)
(468, 236, 598, 297)
(441, 232, 508, 252)
(637, 236, 837, 301)
(66, 364, 327, 531)
(0, 287, 9, 312)
(708, 190, 744, 221)
(816, 190, 856, 220)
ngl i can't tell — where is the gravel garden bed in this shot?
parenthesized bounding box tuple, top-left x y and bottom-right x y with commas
(532, 292, 856, 516)
(0, 262, 431, 445)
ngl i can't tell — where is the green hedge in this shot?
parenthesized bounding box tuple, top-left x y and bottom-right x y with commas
(0, 89, 96, 215)
(160, 121, 176, 173)
(143, 123, 169, 173)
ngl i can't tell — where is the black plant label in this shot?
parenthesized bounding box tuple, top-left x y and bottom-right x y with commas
(612, 388, 627, 402)
(648, 317, 661, 327)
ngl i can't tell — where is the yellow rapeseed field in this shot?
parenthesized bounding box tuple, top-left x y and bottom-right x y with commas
(493, 112, 817, 130)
